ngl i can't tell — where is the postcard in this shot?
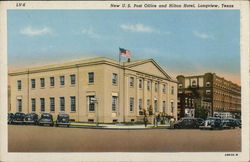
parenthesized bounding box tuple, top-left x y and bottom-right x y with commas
(0, 1, 249, 161)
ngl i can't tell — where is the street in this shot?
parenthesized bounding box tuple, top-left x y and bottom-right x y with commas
(8, 125, 241, 152)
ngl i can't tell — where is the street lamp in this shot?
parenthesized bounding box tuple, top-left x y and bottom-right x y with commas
(90, 97, 99, 126)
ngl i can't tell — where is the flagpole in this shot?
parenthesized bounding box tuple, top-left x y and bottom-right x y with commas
(118, 48, 121, 123)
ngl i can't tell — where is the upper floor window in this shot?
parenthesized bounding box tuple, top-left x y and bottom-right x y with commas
(31, 79, 35, 89)
(139, 79, 143, 89)
(206, 82, 211, 87)
(162, 84, 166, 93)
(129, 97, 134, 112)
(40, 78, 45, 88)
(88, 72, 94, 83)
(112, 73, 118, 85)
(70, 74, 76, 85)
(130, 77, 134, 88)
(147, 81, 150, 91)
(178, 84, 183, 88)
(206, 90, 211, 95)
(112, 96, 118, 111)
(60, 76, 65, 86)
(171, 86, 174, 95)
(17, 80, 22, 90)
(155, 82, 158, 92)
(50, 77, 55, 87)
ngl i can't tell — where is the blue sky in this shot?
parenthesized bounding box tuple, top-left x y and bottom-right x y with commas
(8, 10, 240, 84)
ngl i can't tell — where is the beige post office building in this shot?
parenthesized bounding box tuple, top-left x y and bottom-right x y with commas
(9, 57, 178, 123)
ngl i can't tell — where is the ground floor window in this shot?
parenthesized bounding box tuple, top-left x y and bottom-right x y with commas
(71, 96, 76, 112)
(88, 96, 95, 112)
(139, 98, 142, 111)
(112, 96, 118, 111)
(163, 101, 166, 113)
(129, 97, 134, 112)
(60, 97, 65, 111)
(50, 97, 55, 112)
(17, 99, 22, 112)
(31, 98, 36, 112)
(171, 101, 174, 113)
(154, 100, 158, 112)
(40, 98, 45, 112)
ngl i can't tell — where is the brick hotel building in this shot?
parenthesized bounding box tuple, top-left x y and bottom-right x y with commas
(9, 57, 178, 123)
(177, 73, 241, 119)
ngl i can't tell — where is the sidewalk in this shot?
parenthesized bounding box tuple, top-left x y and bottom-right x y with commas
(70, 122, 170, 129)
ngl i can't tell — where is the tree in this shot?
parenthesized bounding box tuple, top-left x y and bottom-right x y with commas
(195, 106, 209, 119)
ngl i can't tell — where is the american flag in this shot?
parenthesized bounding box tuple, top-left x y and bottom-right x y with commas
(119, 48, 131, 58)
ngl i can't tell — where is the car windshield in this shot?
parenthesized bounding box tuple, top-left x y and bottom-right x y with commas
(42, 114, 51, 119)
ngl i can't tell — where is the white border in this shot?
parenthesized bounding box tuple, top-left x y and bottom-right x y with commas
(0, 1, 249, 161)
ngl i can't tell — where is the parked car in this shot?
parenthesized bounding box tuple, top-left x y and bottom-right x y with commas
(12, 112, 26, 124)
(199, 117, 223, 130)
(8, 113, 14, 124)
(55, 114, 70, 127)
(174, 117, 204, 129)
(38, 113, 54, 126)
(24, 113, 39, 125)
(235, 119, 241, 128)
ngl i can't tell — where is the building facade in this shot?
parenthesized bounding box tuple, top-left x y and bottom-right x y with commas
(9, 57, 178, 123)
(177, 73, 241, 119)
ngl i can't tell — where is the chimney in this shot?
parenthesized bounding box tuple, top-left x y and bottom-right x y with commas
(128, 58, 131, 62)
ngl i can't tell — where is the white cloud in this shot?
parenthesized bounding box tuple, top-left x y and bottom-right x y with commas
(81, 28, 101, 39)
(20, 26, 51, 36)
(193, 31, 214, 39)
(120, 23, 155, 33)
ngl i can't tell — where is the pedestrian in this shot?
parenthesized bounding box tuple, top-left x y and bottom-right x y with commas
(144, 116, 148, 128)
(170, 117, 175, 129)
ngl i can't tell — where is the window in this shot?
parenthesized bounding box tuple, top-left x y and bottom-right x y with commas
(178, 84, 183, 88)
(129, 97, 134, 112)
(31, 98, 36, 112)
(60, 76, 65, 86)
(40, 98, 45, 112)
(162, 84, 166, 93)
(50, 77, 55, 87)
(147, 99, 150, 108)
(192, 80, 196, 87)
(206, 82, 211, 87)
(112, 96, 118, 111)
(50, 97, 55, 112)
(17, 80, 21, 90)
(70, 74, 76, 85)
(139, 99, 142, 111)
(40, 78, 45, 88)
(171, 86, 174, 95)
(60, 97, 65, 111)
(17, 99, 22, 112)
(112, 73, 118, 84)
(88, 72, 94, 83)
(139, 79, 142, 89)
(88, 96, 95, 111)
(171, 101, 174, 113)
(147, 81, 150, 91)
(154, 100, 158, 112)
(70, 96, 76, 112)
(163, 101, 166, 113)
(155, 82, 158, 92)
(31, 79, 36, 89)
(206, 90, 211, 95)
(130, 77, 134, 87)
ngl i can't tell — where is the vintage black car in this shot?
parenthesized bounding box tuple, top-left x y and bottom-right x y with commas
(8, 113, 14, 124)
(222, 118, 240, 129)
(174, 117, 204, 129)
(38, 113, 54, 126)
(24, 113, 39, 125)
(199, 117, 223, 130)
(235, 119, 241, 128)
(55, 114, 70, 127)
(12, 112, 26, 124)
